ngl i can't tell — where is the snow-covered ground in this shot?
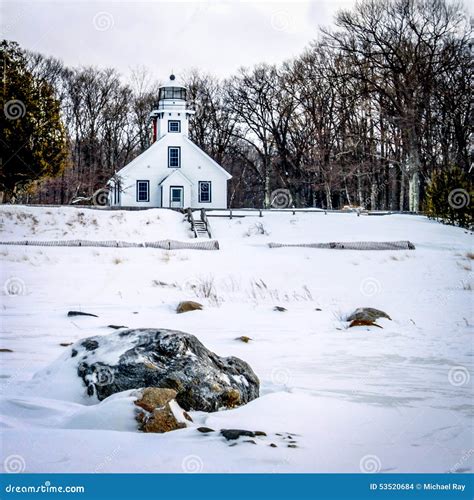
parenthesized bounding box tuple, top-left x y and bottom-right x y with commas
(0, 206, 472, 473)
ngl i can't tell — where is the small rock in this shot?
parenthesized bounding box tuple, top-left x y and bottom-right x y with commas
(183, 411, 193, 422)
(197, 427, 215, 434)
(254, 431, 267, 436)
(347, 308, 391, 322)
(236, 336, 252, 343)
(315, 308, 322, 312)
(221, 388, 241, 408)
(273, 306, 287, 312)
(349, 319, 382, 329)
(288, 444, 298, 448)
(221, 429, 256, 441)
(140, 406, 186, 433)
(108, 325, 128, 330)
(229, 443, 238, 447)
(244, 440, 257, 445)
(270, 443, 277, 448)
(67, 311, 98, 318)
(0, 348, 13, 353)
(134, 387, 177, 413)
(135, 388, 187, 434)
(176, 301, 203, 314)
(59, 343, 72, 347)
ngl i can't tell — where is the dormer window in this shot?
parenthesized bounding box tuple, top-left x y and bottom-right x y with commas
(168, 121, 181, 133)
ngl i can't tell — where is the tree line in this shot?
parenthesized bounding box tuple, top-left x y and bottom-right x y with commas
(1, 0, 472, 217)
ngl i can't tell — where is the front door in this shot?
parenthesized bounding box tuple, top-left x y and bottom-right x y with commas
(170, 186, 184, 208)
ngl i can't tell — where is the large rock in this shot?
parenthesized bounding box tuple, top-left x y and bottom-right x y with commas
(347, 307, 391, 322)
(73, 328, 260, 412)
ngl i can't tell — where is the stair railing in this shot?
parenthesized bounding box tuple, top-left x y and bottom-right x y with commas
(200, 208, 212, 238)
(187, 207, 198, 238)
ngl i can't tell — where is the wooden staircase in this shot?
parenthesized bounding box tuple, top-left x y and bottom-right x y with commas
(187, 208, 212, 238)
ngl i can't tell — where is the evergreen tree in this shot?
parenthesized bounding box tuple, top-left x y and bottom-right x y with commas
(424, 167, 473, 228)
(0, 40, 67, 201)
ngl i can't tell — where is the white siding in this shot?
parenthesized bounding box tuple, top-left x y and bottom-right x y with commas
(110, 133, 231, 209)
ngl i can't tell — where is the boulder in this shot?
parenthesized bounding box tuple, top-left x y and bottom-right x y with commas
(176, 301, 203, 314)
(73, 328, 260, 412)
(135, 387, 187, 433)
(347, 307, 391, 322)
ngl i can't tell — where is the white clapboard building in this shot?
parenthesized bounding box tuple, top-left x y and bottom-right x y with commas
(108, 75, 231, 209)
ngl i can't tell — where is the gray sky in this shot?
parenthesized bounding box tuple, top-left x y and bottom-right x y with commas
(1, 0, 356, 80)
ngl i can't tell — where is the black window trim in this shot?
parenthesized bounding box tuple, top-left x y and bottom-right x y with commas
(199, 181, 212, 203)
(168, 146, 181, 168)
(168, 120, 181, 133)
(136, 180, 150, 202)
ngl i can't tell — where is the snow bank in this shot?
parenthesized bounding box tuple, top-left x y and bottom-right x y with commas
(0, 206, 190, 242)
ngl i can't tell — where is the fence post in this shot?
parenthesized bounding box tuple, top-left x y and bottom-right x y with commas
(229, 209, 233, 220)
(259, 209, 263, 217)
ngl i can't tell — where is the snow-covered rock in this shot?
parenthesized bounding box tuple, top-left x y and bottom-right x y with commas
(70, 328, 260, 412)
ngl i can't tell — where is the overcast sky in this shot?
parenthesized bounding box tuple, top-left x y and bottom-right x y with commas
(1, 0, 356, 81)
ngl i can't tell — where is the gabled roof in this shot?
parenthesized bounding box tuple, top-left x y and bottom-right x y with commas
(183, 136, 232, 180)
(108, 134, 232, 182)
(159, 169, 193, 186)
(111, 135, 165, 179)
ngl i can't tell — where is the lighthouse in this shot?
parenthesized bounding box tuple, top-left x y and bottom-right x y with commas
(150, 74, 195, 143)
(108, 74, 231, 209)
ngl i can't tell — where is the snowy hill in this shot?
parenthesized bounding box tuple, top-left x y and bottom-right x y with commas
(0, 206, 190, 241)
(0, 206, 472, 473)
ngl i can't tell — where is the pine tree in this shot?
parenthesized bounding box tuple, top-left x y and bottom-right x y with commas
(0, 40, 67, 201)
(424, 167, 473, 228)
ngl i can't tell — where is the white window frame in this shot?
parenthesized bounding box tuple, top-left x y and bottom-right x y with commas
(199, 181, 212, 203)
(136, 180, 150, 202)
(168, 147, 181, 168)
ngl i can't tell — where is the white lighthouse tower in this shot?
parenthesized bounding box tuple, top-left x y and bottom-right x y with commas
(108, 74, 231, 209)
(150, 74, 195, 143)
